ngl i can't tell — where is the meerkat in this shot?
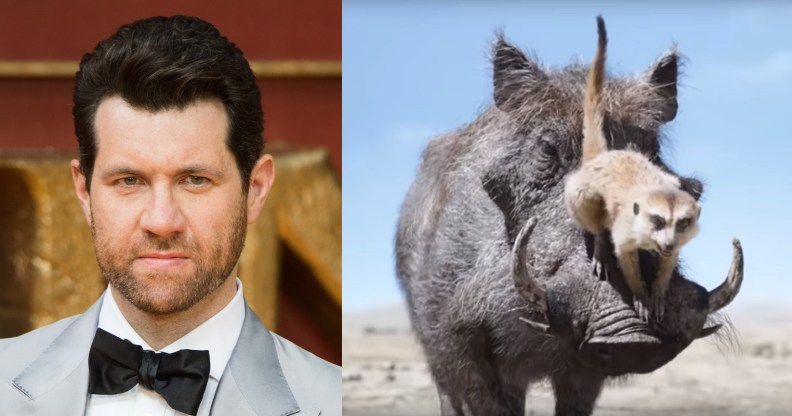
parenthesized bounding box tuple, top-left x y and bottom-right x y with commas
(564, 16, 701, 321)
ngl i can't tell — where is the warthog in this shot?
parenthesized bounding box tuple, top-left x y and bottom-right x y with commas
(395, 22, 743, 416)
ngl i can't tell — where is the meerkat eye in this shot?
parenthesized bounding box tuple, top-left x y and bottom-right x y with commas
(650, 215, 666, 230)
(676, 218, 691, 231)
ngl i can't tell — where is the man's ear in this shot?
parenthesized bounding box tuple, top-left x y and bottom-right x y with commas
(70, 159, 92, 225)
(246, 154, 275, 224)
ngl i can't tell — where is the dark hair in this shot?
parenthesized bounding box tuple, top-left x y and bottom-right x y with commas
(73, 15, 264, 191)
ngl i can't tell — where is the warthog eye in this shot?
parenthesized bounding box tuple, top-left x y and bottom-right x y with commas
(535, 140, 559, 175)
(538, 140, 557, 159)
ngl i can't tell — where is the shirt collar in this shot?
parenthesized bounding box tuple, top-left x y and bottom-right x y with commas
(97, 278, 246, 381)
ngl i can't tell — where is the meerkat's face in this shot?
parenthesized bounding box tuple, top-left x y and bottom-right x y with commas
(632, 190, 701, 256)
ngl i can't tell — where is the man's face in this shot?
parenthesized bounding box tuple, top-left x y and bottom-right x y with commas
(72, 96, 268, 315)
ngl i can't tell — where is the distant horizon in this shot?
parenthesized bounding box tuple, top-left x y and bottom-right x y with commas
(341, 299, 792, 348)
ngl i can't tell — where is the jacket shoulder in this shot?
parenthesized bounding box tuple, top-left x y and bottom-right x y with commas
(270, 333, 341, 416)
(0, 315, 79, 379)
(0, 315, 79, 380)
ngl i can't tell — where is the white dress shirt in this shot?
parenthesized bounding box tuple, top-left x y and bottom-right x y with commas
(85, 279, 246, 416)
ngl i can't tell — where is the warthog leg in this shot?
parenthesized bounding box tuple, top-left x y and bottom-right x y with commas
(552, 367, 605, 416)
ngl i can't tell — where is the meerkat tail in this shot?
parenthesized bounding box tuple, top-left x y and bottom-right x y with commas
(581, 16, 608, 164)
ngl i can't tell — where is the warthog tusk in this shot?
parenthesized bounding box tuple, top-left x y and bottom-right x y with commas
(696, 324, 722, 339)
(512, 218, 549, 314)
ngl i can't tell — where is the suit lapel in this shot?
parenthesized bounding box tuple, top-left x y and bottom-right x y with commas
(12, 298, 102, 415)
(212, 305, 300, 416)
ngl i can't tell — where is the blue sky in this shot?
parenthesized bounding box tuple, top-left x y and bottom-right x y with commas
(342, 3, 792, 312)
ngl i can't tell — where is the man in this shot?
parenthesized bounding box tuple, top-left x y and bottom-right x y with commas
(0, 15, 339, 416)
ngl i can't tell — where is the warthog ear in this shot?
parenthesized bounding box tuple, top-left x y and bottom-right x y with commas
(492, 34, 548, 112)
(679, 175, 704, 201)
(646, 49, 679, 122)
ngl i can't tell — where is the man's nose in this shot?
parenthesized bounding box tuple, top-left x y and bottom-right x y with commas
(139, 185, 186, 238)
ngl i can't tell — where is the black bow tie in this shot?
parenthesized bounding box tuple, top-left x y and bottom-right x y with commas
(88, 328, 211, 415)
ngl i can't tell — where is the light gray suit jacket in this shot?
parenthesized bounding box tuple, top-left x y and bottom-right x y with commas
(0, 298, 340, 415)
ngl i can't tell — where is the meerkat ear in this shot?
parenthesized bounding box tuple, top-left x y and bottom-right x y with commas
(492, 34, 548, 112)
(646, 49, 679, 122)
(633, 202, 640, 215)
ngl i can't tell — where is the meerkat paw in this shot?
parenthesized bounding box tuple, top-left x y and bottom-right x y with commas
(592, 257, 607, 280)
(650, 291, 666, 322)
(633, 296, 652, 323)
(591, 236, 609, 281)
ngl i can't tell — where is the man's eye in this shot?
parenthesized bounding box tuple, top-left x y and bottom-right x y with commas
(186, 176, 209, 186)
(121, 177, 139, 186)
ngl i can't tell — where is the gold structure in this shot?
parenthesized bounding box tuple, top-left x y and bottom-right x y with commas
(0, 60, 341, 79)
(0, 145, 341, 337)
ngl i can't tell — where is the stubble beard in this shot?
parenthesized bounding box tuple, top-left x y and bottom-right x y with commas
(91, 200, 248, 315)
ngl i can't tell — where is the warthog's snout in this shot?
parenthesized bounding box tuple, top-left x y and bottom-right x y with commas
(513, 218, 743, 375)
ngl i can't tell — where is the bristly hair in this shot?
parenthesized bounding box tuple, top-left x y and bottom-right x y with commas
(489, 36, 683, 164)
(706, 312, 741, 356)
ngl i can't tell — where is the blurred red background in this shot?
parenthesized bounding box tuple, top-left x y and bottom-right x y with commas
(0, 0, 340, 364)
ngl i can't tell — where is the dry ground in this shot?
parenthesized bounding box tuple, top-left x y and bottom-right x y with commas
(343, 302, 792, 415)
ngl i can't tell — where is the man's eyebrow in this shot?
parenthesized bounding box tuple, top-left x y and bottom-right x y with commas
(98, 165, 225, 180)
(100, 167, 144, 181)
(176, 165, 225, 178)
